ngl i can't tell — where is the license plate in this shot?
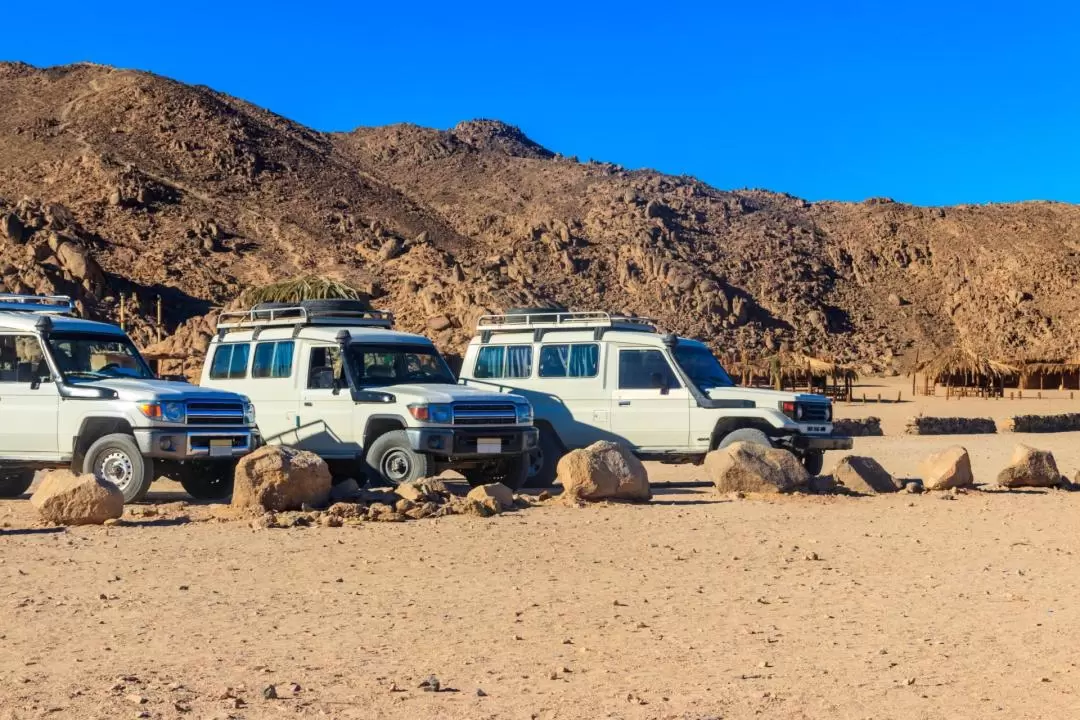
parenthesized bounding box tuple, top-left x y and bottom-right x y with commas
(477, 438, 501, 454)
(209, 439, 233, 457)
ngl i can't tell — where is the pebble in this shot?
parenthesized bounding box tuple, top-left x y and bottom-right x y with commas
(419, 675, 441, 692)
(125, 693, 147, 705)
(263, 685, 278, 700)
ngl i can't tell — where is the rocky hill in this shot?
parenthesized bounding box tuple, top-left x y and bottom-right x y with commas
(2, 61, 1079, 373)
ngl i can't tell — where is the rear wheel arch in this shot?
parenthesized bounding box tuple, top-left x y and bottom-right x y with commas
(532, 419, 567, 452)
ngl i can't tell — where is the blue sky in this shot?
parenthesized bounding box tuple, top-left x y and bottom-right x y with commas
(3, 0, 1079, 205)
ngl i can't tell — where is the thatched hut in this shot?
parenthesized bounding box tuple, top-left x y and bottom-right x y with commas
(915, 346, 1018, 397)
(1015, 358, 1080, 391)
(741, 351, 858, 398)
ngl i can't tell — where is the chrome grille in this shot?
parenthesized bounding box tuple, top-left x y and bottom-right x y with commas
(800, 403, 830, 422)
(452, 402, 517, 426)
(187, 400, 245, 426)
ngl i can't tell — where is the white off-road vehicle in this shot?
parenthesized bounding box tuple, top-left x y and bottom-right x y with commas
(0, 294, 260, 502)
(199, 300, 539, 489)
(459, 310, 853, 485)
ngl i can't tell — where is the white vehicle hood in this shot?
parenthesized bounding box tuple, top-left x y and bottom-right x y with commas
(705, 387, 829, 406)
(82, 378, 248, 403)
(382, 383, 524, 405)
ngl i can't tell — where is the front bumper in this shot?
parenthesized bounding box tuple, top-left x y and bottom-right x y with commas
(787, 434, 854, 452)
(134, 427, 261, 461)
(404, 426, 539, 458)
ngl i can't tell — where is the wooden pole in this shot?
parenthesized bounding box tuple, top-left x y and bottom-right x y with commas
(156, 297, 163, 342)
(911, 350, 919, 397)
(119, 294, 126, 331)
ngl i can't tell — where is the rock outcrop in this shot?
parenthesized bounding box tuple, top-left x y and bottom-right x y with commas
(232, 445, 332, 512)
(918, 446, 974, 490)
(30, 470, 124, 525)
(996, 445, 1062, 488)
(557, 441, 651, 501)
(905, 417, 997, 435)
(832, 456, 900, 494)
(705, 442, 810, 494)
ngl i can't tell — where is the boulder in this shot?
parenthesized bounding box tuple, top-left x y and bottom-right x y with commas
(232, 445, 332, 512)
(30, 470, 123, 525)
(466, 482, 515, 513)
(832, 456, 900, 494)
(1, 213, 25, 244)
(426, 314, 453, 331)
(54, 242, 104, 286)
(996, 445, 1062, 488)
(918, 446, 974, 490)
(556, 441, 650, 501)
(704, 442, 809, 494)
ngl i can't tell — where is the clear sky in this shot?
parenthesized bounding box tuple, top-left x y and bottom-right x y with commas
(3, 0, 1079, 206)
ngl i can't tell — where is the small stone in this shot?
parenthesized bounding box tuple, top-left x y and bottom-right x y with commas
(906, 677, 916, 686)
(549, 669, 559, 680)
(419, 675, 440, 692)
(476, 688, 487, 697)
(805, 552, 819, 561)
(263, 685, 278, 700)
(125, 693, 147, 705)
(103, 518, 121, 527)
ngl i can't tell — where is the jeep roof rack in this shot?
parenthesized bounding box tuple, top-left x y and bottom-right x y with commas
(0, 294, 76, 315)
(476, 310, 659, 343)
(216, 304, 395, 339)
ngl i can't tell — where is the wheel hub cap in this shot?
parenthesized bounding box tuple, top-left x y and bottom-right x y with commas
(383, 450, 411, 481)
(99, 451, 134, 490)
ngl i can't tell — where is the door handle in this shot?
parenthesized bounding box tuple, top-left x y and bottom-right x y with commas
(304, 401, 313, 407)
(618, 400, 631, 406)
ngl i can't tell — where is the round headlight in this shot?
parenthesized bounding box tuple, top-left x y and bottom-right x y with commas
(244, 402, 257, 425)
(161, 401, 186, 423)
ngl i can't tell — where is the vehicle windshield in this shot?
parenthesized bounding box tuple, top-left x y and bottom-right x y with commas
(673, 343, 735, 391)
(346, 343, 456, 386)
(45, 332, 155, 383)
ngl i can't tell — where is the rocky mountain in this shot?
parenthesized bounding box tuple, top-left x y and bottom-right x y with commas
(2, 61, 1079, 374)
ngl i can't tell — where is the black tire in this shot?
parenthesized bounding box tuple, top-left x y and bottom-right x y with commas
(525, 426, 564, 488)
(462, 453, 529, 491)
(82, 433, 154, 503)
(363, 430, 430, 487)
(0, 469, 35, 498)
(802, 451, 825, 476)
(717, 428, 773, 450)
(176, 461, 235, 501)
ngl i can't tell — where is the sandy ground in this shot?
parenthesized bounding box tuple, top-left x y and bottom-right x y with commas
(3, 382, 1080, 719)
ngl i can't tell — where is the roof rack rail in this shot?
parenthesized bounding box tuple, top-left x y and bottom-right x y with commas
(216, 304, 395, 339)
(476, 311, 659, 343)
(0, 294, 75, 315)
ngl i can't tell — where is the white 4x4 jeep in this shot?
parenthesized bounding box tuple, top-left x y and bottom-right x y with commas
(0, 294, 260, 502)
(199, 300, 538, 489)
(459, 310, 854, 485)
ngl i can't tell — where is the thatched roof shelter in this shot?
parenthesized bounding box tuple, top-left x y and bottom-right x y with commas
(761, 351, 859, 382)
(917, 346, 1018, 384)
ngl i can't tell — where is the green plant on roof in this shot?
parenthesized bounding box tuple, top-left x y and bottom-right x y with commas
(241, 276, 360, 305)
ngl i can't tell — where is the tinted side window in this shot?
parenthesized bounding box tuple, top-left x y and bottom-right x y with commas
(209, 344, 250, 380)
(307, 346, 342, 389)
(618, 349, 681, 390)
(474, 346, 504, 379)
(0, 335, 48, 383)
(505, 345, 532, 378)
(539, 344, 599, 378)
(252, 341, 295, 379)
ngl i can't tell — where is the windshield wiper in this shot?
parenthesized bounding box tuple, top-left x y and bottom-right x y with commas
(64, 371, 109, 379)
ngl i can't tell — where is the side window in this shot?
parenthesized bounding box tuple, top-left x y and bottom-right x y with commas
(505, 345, 532, 378)
(539, 344, 599, 378)
(209, 343, 250, 380)
(618, 349, 681, 390)
(251, 341, 295, 379)
(474, 346, 505, 379)
(307, 346, 342, 389)
(0, 335, 48, 383)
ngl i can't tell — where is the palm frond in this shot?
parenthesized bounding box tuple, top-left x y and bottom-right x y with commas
(241, 276, 360, 305)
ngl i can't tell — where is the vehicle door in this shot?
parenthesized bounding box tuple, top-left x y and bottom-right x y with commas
(0, 333, 60, 457)
(244, 339, 298, 444)
(294, 344, 360, 459)
(610, 346, 691, 450)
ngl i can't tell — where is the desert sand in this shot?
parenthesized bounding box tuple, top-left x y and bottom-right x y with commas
(2, 377, 1080, 720)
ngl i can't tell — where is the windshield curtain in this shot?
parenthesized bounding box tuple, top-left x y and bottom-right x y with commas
(673, 344, 735, 391)
(46, 332, 155, 382)
(346, 344, 456, 387)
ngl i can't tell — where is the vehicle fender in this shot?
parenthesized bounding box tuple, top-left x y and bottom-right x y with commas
(71, 415, 136, 470)
(709, 415, 787, 450)
(361, 414, 408, 451)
